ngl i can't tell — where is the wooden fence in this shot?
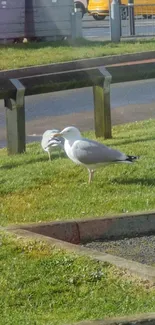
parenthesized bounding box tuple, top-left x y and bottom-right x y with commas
(1, 59, 155, 155)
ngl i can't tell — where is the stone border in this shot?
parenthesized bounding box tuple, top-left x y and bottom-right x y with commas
(68, 313, 155, 325)
(0, 50, 155, 79)
(7, 210, 155, 243)
(6, 210, 155, 283)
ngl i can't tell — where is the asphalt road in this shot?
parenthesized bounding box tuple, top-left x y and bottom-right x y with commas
(1, 78, 155, 148)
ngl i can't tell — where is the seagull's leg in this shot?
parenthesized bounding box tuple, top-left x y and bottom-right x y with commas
(88, 169, 95, 184)
(48, 150, 51, 161)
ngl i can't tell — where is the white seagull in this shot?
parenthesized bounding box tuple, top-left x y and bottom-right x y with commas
(52, 126, 138, 183)
(41, 129, 64, 161)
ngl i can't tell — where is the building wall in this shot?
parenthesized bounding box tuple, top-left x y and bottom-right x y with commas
(25, 0, 74, 39)
(0, 0, 76, 41)
(0, 0, 25, 39)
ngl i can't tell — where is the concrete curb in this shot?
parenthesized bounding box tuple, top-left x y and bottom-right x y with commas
(6, 210, 155, 283)
(7, 210, 155, 243)
(0, 50, 155, 79)
(68, 313, 155, 325)
(107, 61, 155, 83)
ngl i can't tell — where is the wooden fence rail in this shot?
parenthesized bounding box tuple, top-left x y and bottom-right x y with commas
(0, 66, 112, 154)
(1, 59, 155, 155)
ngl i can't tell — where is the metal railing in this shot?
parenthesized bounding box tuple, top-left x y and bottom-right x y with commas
(120, 4, 155, 38)
(110, 0, 155, 41)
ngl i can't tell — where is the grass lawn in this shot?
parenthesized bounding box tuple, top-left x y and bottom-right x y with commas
(1, 119, 155, 226)
(0, 231, 155, 325)
(0, 39, 155, 70)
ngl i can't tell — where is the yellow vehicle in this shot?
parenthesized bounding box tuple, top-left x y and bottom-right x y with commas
(88, 0, 155, 20)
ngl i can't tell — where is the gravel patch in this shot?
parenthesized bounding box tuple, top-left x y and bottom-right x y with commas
(83, 235, 155, 266)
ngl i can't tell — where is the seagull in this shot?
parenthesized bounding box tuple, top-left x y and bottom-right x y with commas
(52, 126, 138, 183)
(41, 129, 64, 161)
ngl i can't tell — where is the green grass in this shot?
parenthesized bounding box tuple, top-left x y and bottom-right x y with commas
(0, 38, 155, 70)
(1, 119, 155, 226)
(0, 232, 155, 325)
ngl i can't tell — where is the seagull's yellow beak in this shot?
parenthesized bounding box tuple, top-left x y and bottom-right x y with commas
(52, 132, 61, 138)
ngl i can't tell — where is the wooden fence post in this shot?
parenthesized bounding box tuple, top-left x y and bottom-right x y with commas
(93, 67, 112, 139)
(5, 79, 25, 154)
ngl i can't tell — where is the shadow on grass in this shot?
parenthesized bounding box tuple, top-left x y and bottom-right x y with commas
(1, 38, 155, 51)
(109, 136, 155, 147)
(1, 152, 66, 170)
(114, 177, 155, 186)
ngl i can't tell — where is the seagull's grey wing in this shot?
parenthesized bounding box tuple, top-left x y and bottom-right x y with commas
(72, 139, 127, 165)
(48, 136, 64, 149)
(46, 138, 61, 148)
(49, 131, 64, 148)
(41, 136, 59, 150)
(41, 129, 64, 151)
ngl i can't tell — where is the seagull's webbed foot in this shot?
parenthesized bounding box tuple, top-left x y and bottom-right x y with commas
(88, 169, 95, 184)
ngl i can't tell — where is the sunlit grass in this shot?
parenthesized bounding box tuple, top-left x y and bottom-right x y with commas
(1, 119, 155, 226)
(0, 232, 155, 325)
(0, 38, 155, 70)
